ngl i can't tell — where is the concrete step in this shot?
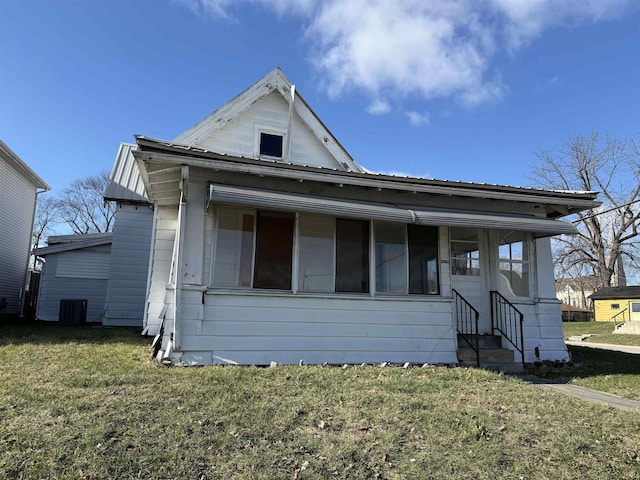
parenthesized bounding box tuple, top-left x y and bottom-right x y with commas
(457, 333, 502, 349)
(458, 346, 523, 373)
(614, 321, 640, 334)
(458, 347, 515, 363)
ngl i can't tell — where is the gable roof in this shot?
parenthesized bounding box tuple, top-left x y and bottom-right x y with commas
(173, 67, 364, 173)
(589, 286, 640, 300)
(0, 140, 49, 190)
(104, 143, 149, 203)
(34, 233, 113, 256)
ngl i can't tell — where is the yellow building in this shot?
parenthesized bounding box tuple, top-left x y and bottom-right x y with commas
(589, 286, 640, 322)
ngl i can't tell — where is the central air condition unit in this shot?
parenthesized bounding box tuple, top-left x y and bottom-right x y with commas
(59, 299, 87, 325)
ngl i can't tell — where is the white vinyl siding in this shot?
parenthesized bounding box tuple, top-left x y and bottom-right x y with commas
(0, 158, 39, 314)
(55, 250, 110, 279)
(104, 204, 153, 326)
(181, 293, 458, 366)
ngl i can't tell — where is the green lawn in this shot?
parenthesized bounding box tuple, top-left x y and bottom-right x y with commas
(562, 321, 640, 346)
(1, 324, 639, 479)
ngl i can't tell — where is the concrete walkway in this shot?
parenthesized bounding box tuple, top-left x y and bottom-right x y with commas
(520, 341, 640, 411)
(564, 340, 640, 355)
(521, 375, 640, 412)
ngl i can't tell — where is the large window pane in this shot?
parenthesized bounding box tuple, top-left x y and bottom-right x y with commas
(254, 211, 295, 289)
(336, 219, 369, 293)
(450, 228, 480, 276)
(408, 225, 439, 295)
(375, 223, 407, 294)
(213, 208, 255, 287)
(298, 214, 334, 292)
(498, 231, 530, 297)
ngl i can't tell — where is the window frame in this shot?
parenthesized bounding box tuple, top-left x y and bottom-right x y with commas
(254, 125, 286, 160)
(497, 231, 533, 299)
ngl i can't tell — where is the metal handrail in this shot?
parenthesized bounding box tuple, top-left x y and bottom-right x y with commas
(452, 289, 480, 367)
(611, 308, 628, 328)
(490, 291, 525, 366)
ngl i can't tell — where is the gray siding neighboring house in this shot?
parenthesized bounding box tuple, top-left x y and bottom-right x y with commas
(0, 140, 49, 315)
(34, 234, 112, 322)
(103, 143, 153, 327)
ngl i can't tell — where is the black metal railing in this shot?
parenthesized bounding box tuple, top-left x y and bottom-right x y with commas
(611, 308, 628, 328)
(452, 289, 480, 367)
(490, 291, 525, 366)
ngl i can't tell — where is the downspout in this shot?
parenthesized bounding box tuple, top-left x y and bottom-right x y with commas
(21, 187, 48, 317)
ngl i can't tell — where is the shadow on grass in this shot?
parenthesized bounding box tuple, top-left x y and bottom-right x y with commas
(527, 345, 640, 382)
(0, 321, 147, 347)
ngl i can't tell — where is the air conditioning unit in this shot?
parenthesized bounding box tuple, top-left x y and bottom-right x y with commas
(59, 299, 87, 325)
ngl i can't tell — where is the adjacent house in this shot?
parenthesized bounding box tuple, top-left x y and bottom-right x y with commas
(110, 68, 600, 367)
(33, 234, 113, 323)
(103, 143, 153, 327)
(0, 140, 50, 315)
(556, 275, 598, 310)
(589, 286, 640, 323)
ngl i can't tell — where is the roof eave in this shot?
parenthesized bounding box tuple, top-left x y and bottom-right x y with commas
(133, 136, 599, 215)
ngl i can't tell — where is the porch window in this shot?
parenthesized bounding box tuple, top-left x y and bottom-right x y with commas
(212, 206, 439, 296)
(298, 214, 334, 292)
(253, 211, 295, 289)
(336, 219, 369, 293)
(375, 223, 407, 294)
(498, 231, 530, 297)
(408, 225, 439, 295)
(212, 209, 255, 287)
(450, 228, 480, 276)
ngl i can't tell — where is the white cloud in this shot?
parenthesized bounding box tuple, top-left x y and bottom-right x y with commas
(367, 99, 391, 115)
(405, 110, 431, 127)
(177, 0, 635, 120)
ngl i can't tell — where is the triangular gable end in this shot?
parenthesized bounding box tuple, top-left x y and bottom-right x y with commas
(173, 68, 364, 172)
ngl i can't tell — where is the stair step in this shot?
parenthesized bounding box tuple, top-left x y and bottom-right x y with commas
(458, 347, 515, 363)
(457, 333, 502, 349)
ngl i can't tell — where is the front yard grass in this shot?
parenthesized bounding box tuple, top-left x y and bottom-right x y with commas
(563, 321, 640, 347)
(1, 323, 639, 479)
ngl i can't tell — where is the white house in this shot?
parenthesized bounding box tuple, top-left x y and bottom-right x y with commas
(0, 140, 49, 315)
(34, 234, 112, 323)
(114, 68, 599, 367)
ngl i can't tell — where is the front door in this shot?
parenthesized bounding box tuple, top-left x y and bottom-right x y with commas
(450, 227, 491, 333)
(630, 301, 640, 321)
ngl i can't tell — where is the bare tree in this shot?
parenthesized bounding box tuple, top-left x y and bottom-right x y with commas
(57, 171, 115, 234)
(32, 195, 59, 248)
(532, 131, 640, 289)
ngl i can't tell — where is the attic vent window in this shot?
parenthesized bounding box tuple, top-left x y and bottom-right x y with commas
(260, 133, 283, 158)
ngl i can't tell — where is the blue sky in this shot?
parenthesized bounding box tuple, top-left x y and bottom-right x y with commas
(1, 0, 639, 195)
